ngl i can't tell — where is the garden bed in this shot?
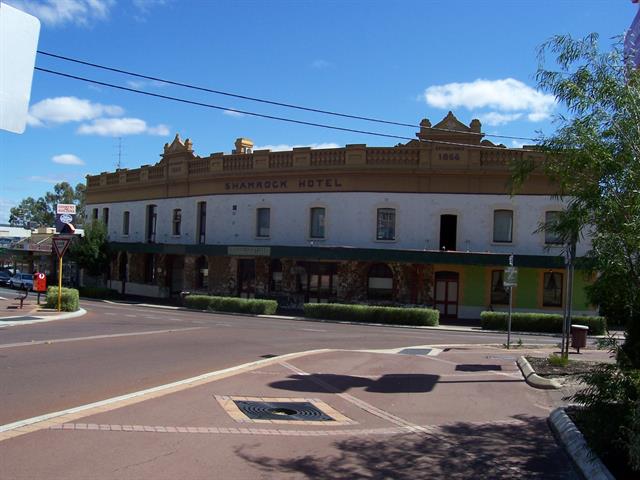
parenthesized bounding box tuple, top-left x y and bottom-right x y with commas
(525, 356, 605, 377)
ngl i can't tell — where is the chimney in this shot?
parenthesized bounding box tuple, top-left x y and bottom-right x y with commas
(233, 138, 253, 154)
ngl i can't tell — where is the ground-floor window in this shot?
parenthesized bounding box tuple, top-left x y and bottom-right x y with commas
(196, 256, 208, 290)
(543, 272, 563, 307)
(270, 259, 283, 292)
(238, 259, 256, 298)
(490, 270, 509, 305)
(144, 254, 155, 284)
(367, 263, 393, 300)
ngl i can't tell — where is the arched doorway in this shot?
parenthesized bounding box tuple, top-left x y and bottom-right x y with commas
(434, 271, 459, 318)
(367, 263, 393, 301)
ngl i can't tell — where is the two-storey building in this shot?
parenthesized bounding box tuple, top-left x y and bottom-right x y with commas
(85, 112, 596, 318)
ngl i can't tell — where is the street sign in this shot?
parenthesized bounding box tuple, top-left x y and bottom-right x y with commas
(504, 266, 518, 287)
(56, 204, 76, 214)
(33, 272, 46, 292)
(52, 237, 72, 258)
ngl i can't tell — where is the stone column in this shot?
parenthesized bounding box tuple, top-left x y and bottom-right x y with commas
(255, 257, 270, 296)
(183, 255, 196, 291)
(337, 261, 367, 302)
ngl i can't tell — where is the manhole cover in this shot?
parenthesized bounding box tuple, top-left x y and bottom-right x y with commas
(398, 348, 432, 356)
(233, 400, 335, 421)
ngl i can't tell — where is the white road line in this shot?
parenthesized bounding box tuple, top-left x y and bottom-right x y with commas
(0, 327, 204, 349)
(124, 314, 137, 318)
(300, 328, 326, 332)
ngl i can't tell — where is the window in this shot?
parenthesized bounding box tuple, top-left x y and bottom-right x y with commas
(146, 204, 157, 243)
(490, 270, 509, 305)
(197, 202, 206, 244)
(310, 207, 325, 239)
(256, 208, 270, 237)
(92, 208, 98, 221)
(196, 256, 208, 290)
(270, 259, 283, 292)
(545, 211, 563, 244)
(172, 209, 182, 236)
(376, 208, 396, 241)
(144, 254, 155, 283)
(367, 263, 393, 300)
(543, 272, 563, 307)
(493, 209, 513, 243)
(122, 211, 130, 235)
(102, 208, 109, 226)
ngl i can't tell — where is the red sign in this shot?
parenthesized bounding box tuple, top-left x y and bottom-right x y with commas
(33, 272, 47, 292)
(52, 237, 72, 258)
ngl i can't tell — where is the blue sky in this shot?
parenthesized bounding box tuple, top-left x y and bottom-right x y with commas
(0, 0, 634, 223)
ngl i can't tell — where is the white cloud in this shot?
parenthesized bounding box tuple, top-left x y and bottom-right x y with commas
(223, 109, 245, 118)
(52, 154, 85, 166)
(478, 112, 523, 126)
(7, 0, 114, 27)
(126, 79, 166, 89)
(421, 78, 556, 123)
(28, 97, 123, 126)
(510, 140, 525, 149)
(77, 118, 169, 136)
(254, 143, 341, 152)
(311, 59, 332, 69)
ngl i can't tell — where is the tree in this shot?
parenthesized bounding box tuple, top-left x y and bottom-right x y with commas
(515, 33, 640, 475)
(9, 182, 86, 228)
(69, 221, 110, 277)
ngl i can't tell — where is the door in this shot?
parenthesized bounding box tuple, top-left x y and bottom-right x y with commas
(434, 271, 459, 318)
(439, 214, 457, 251)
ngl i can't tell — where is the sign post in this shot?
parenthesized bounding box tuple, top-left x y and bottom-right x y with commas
(503, 255, 518, 349)
(52, 236, 72, 311)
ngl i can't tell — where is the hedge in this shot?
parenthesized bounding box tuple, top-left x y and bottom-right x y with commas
(45, 286, 80, 312)
(184, 295, 278, 315)
(303, 303, 439, 326)
(480, 311, 606, 335)
(79, 287, 121, 299)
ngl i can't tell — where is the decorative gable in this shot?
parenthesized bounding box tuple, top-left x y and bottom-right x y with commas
(416, 111, 484, 145)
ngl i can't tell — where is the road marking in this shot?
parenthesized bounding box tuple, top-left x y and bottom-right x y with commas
(125, 314, 137, 318)
(300, 328, 326, 332)
(0, 327, 205, 349)
(0, 348, 329, 442)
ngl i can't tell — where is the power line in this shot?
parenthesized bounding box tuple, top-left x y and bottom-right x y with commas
(34, 66, 541, 152)
(37, 50, 538, 143)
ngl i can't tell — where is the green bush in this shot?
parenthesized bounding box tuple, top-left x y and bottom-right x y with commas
(45, 286, 80, 312)
(303, 303, 439, 326)
(184, 295, 277, 315)
(78, 287, 121, 299)
(480, 311, 606, 335)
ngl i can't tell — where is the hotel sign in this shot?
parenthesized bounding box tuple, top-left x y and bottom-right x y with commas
(227, 246, 271, 257)
(225, 177, 343, 192)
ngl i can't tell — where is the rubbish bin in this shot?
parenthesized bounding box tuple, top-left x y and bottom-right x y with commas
(570, 324, 589, 353)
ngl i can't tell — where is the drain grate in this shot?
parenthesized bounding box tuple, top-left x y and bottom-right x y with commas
(233, 400, 335, 422)
(398, 348, 432, 356)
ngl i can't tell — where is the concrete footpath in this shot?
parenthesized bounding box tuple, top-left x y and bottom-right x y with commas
(0, 344, 579, 479)
(0, 293, 86, 327)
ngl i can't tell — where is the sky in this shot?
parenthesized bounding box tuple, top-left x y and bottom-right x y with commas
(0, 0, 635, 223)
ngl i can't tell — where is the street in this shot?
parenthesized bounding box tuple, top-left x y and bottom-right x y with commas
(0, 289, 578, 479)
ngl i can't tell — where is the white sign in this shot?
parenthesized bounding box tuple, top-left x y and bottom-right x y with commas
(57, 204, 77, 214)
(227, 246, 271, 257)
(504, 266, 518, 287)
(0, 4, 40, 134)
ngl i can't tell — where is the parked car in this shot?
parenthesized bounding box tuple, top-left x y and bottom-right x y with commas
(0, 271, 11, 286)
(9, 273, 34, 290)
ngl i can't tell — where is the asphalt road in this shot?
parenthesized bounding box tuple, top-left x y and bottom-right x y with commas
(0, 287, 561, 427)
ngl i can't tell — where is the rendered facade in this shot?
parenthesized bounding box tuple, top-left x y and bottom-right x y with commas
(85, 112, 596, 319)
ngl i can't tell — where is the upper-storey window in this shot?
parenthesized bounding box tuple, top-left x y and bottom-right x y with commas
(146, 204, 157, 243)
(102, 207, 109, 227)
(172, 209, 182, 236)
(122, 211, 130, 235)
(376, 208, 396, 241)
(256, 208, 270, 238)
(545, 211, 563, 245)
(493, 209, 513, 243)
(310, 207, 326, 239)
(92, 208, 98, 221)
(197, 201, 206, 244)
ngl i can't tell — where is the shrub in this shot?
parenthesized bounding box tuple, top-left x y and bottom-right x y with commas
(184, 295, 277, 315)
(303, 303, 439, 326)
(548, 353, 569, 367)
(78, 287, 121, 299)
(45, 286, 80, 312)
(480, 311, 606, 335)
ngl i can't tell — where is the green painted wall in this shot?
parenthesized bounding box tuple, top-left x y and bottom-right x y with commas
(463, 266, 485, 306)
(572, 271, 592, 310)
(514, 268, 538, 309)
